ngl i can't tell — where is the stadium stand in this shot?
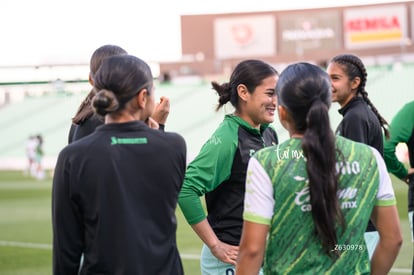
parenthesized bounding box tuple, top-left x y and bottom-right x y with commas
(0, 63, 412, 170)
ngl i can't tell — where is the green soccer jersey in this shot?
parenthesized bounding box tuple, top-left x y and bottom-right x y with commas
(244, 136, 396, 274)
(383, 100, 414, 180)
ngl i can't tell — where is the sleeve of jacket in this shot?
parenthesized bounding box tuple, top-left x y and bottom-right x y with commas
(52, 148, 84, 274)
(178, 127, 238, 225)
(383, 103, 414, 179)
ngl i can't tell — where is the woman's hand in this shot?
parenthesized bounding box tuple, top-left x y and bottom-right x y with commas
(210, 240, 239, 266)
(152, 96, 170, 125)
(145, 117, 159, 129)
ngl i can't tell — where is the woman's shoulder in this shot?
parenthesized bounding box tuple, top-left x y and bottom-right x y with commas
(154, 130, 186, 148)
(335, 135, 373, 153)
(162, 130, 185, 141)
(343, 106, 366, 119)
(194, 116, 240, 146)
(80, 114, 104, 128)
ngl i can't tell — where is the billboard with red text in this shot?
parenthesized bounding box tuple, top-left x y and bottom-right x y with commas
(344, 4, 408, 49)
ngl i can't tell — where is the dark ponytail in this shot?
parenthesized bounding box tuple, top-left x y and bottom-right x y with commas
(276, 62, 344, 257)
(302, 99, 344, 257)
(212, 82, 235, 111)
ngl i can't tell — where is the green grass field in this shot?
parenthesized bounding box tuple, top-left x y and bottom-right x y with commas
(0, 170, 411, 274)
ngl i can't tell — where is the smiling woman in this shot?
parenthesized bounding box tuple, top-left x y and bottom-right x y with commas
(178, 59, 279, 274)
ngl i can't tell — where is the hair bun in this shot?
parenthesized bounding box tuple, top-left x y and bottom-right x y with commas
(92, 89, 119, 116)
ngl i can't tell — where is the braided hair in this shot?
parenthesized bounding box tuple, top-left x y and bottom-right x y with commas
(330, 54, 389, 138)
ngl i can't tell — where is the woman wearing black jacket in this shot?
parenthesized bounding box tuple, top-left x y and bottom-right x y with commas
(53, 55, 186, 275)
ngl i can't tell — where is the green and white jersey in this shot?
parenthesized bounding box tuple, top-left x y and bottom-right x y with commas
(244, 136, 396, 275)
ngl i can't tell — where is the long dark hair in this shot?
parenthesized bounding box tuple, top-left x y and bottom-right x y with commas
(72, 45, 127, 124)
(92, 55, 153, 116)
(212, 59, 278, 111)
(276, 62, 344, 257)
(330, 54, 390, 138)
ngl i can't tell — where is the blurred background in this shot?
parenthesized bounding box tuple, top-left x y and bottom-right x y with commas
(1, 0, 413, 170)
(0, 1, 413, 274)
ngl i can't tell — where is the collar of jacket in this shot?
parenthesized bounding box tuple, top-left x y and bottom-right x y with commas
(225, 114, 270, 136)
(338, 95, 364, 116)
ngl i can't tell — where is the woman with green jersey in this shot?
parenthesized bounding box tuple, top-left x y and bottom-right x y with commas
(383, 100, 414, 274)
(237, 62, 402, 274)
(178, 59, 279, 274)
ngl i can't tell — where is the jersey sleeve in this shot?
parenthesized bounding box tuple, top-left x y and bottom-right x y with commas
(383, 102, 414, 180)
(178, 129, 237, 225)
(371, 147, 396, 206)
(243, 157, 274, 225)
